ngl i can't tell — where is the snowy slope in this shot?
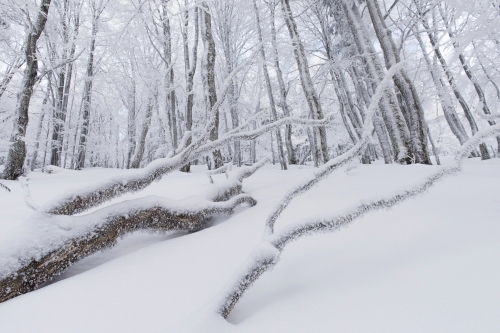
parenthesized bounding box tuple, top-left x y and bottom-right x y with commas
(0, 159, 499, 332)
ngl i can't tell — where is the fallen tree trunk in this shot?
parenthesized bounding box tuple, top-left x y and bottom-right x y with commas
(0, 160, 267, 303)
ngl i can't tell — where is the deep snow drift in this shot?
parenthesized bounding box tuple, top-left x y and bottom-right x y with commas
(0, 158, 499, 332)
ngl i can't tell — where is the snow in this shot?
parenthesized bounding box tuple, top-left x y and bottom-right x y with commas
(0, 159, 499, 332)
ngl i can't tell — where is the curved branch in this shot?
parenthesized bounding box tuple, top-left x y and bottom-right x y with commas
(213, 123, 500, 319)
(0, 182, 11, 192)
(263, 61, 406, 235)
(43, 113, 327, 216)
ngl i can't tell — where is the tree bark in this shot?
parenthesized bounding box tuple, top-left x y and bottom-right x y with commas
(269, 0, 296, 164)
(161, 0, 178, 151)
(438, 5, 500, 156)
(365, 0, 431, 164)
(340, 0, 412, 163)
(417, 7, 490, 159)
(281, 0, 329, 164)
(75, 10, 98, 170)
(180, 3, 199, 172)
(30, 89, 49, 171)
(200, 1, 223, 169)
(254, 0, 287, 170)
(2, 0, 52, 180)
(130, 98, 154, 169)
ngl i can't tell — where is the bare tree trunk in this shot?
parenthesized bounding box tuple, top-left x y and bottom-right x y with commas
(180, 3, 199, 172)
(413, 26, 470, 146)
(340, 0, 412, 163)
(161, 0, 178, 150)
(365, 0, 431, 164)
(200, 1, 223, 169)
(75, 14, 98, 170)
(348, 67, 393, 163)
(417, 7, 490, 159)
(30, 92, 49, 171)
(2, 0, 52, 180)
(127, 81, 137, 169)
(269, 0, 296, 164)
(254, 0, 287, 170)
(281, 0, 329, 164)
(438, 5, 500, 156)
(50, 1, 69, 167)
(130, 98, 154, 169)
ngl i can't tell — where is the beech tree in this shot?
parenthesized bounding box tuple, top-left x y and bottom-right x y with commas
(2, 0, 52, 180)
(1, 0, 500, 309)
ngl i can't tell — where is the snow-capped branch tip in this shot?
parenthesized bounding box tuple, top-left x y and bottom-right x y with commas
(0, 182, 11, 192)
(213, 123, 500, 319)
(19, 177, 39, 211)
(207, 164, 228, 183)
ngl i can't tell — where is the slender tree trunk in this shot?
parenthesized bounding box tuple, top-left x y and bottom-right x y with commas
(281, 0, 329, 164)
(438, 6, 500, 156)
(2, 0, 52, 180)
(417, 7, 490, 159)
(161, 0, 178, 150)
(76, 14, 98, 170)
(340, 0, 412, 163)
(126, 82, 137, 169)
(413, 26, 469, 146)
(365, 0, 431, 164)
(30, 90, 49, 171)
(269, 0, 296, 164)
(254, 0, 287, 170)
(0, 55, 24, 99)
(180, 4, 199, 172)
(130, 98, 154, 169)
(200, 1, 223, 169)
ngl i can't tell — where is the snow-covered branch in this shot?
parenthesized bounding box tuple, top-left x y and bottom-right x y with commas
(263, 61, 406, 235)
(212, 122, 500, 320)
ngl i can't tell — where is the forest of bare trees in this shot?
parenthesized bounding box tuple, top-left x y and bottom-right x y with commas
(1, 0, 499, 179)
(1, 0, 500, 320)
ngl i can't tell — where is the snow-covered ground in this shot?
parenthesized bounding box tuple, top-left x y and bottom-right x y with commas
(0, 158, 499, 332)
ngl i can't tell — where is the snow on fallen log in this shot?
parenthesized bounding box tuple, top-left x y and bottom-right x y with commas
(43, 117, 329, 217)
(0, 160, 268, 303)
